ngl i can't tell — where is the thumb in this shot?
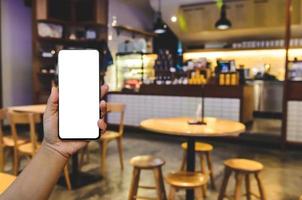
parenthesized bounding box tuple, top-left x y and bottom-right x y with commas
(46, 87, 59, 114)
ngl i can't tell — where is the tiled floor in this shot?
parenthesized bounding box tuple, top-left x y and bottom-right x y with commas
(42, 130, 302, 200)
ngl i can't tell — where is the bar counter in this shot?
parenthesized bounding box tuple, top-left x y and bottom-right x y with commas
(107, 84, 254, 127)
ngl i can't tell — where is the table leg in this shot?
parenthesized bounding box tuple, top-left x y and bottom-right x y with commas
(71, 153, 79, 183)
(186, 137, 195, 200)
(36, 123, 44, 141)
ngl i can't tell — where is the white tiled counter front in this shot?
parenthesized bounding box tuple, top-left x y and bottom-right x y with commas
(107, 94, 240, 126)
(287, 101, 302, 142)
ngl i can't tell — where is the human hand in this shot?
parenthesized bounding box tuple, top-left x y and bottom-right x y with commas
(42, 85, 109, 159)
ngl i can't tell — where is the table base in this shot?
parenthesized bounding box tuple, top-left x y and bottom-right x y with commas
(57, 172, 102, 189)
(186, 137, 196, 200)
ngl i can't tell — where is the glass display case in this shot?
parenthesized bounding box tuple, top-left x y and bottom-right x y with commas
(116, 53, 157, 90)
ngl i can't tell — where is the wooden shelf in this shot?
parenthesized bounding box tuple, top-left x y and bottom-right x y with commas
(36, 18, 66, 25)
(33, 0, 109, 103)
(37, 37, 105, 44)
(113, 25, 156, 38)
(36, 19, 107, 28)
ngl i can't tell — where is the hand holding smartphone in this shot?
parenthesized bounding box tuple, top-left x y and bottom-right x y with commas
(58, 50, 100, 140)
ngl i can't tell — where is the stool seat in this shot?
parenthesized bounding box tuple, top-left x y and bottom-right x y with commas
(130, 155, 165, 169)
(224, 159, 264, 172)
(181, 142, 213, 152)
(166, 171, 208, 188)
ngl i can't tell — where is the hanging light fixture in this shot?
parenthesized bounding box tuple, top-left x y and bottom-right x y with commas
(215, 3, 232, 30)
(153, 0, 166, 34)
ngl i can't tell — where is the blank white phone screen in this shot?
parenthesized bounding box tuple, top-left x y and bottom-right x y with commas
(58, 50, 99, 139)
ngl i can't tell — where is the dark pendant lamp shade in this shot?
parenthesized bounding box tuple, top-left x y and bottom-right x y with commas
(154, 0, 166, 34)
(154, 14, 166, 34)
(215, 4, 232, 30)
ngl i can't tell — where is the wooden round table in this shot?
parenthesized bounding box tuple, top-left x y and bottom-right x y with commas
(140, 117, 245, 200)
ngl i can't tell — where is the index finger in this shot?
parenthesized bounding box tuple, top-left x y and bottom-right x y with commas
(101, 84, 109, 99)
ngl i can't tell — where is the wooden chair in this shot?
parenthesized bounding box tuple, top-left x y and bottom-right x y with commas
(99, 103, 125, 174)
(180, 142, 216, 189)
(299, 195, 302, 200)
(0, 172, 16, 194)
(7, 111, 72, 190)
(0, 109, 28, 172)
(218, 158, 266, 200)
(165, 171, 208, 200)
(128, 155, 167, 200)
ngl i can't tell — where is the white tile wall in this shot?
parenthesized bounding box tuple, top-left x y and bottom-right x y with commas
(287, 101, 302, 142)
(107, 94, 240, 126)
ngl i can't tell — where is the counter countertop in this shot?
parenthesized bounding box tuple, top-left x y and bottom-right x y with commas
(109, 84, 253, 99)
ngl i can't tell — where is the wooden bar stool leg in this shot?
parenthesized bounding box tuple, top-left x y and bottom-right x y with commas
(255, 172, 266, 200)
(195, 187, 204, 200)
(159, 167, 167, 200)
(245, 174, 251, 200)
(200, 154, 207, 197)
(63, 165, 72, 190)
(235, 172, 244, 200)
(202, 186, 207, 198)
(206, 152, 216, 189)
(153, 168, 167, 200)
(116, 137, 124, 170)
(128, 167, 141, 200)
(79, 145, 88, 168)
(200, 153, 207, 174)
(100, 140, 108, 174)
(218, 167, 232, 200)
(13, 150, 19, 175)
(168, 186, 176, 200)
(180, 150, 186, 171)
(0, 147, 4, 172)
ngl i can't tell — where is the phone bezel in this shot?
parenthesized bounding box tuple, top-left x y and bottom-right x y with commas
(57, 50, 101, 140)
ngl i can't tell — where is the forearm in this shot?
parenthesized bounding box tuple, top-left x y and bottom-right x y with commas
(0, 143, 68, 200)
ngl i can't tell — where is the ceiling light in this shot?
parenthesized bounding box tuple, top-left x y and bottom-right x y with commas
(171, 16, 177, 22)
(153, 0, 166, 34)
(215, 4, 232, 30)
(154, 16, 166, 34)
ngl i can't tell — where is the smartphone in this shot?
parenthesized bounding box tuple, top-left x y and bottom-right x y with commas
(58, 50, 100, 140)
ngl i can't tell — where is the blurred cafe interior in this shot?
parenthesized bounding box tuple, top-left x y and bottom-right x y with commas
(0, 0, 302, 199)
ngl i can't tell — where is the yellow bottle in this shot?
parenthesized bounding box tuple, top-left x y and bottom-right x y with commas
(219, 74, 225, 85)
(225, 73, 230, 85)
(231, 73, 237, 85)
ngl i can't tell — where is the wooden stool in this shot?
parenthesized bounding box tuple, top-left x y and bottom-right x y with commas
(128, 155, 167, 200)
(218, 159, 266, 200)
(180, 142, 216, 189)
(166, 171, 208, 200)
